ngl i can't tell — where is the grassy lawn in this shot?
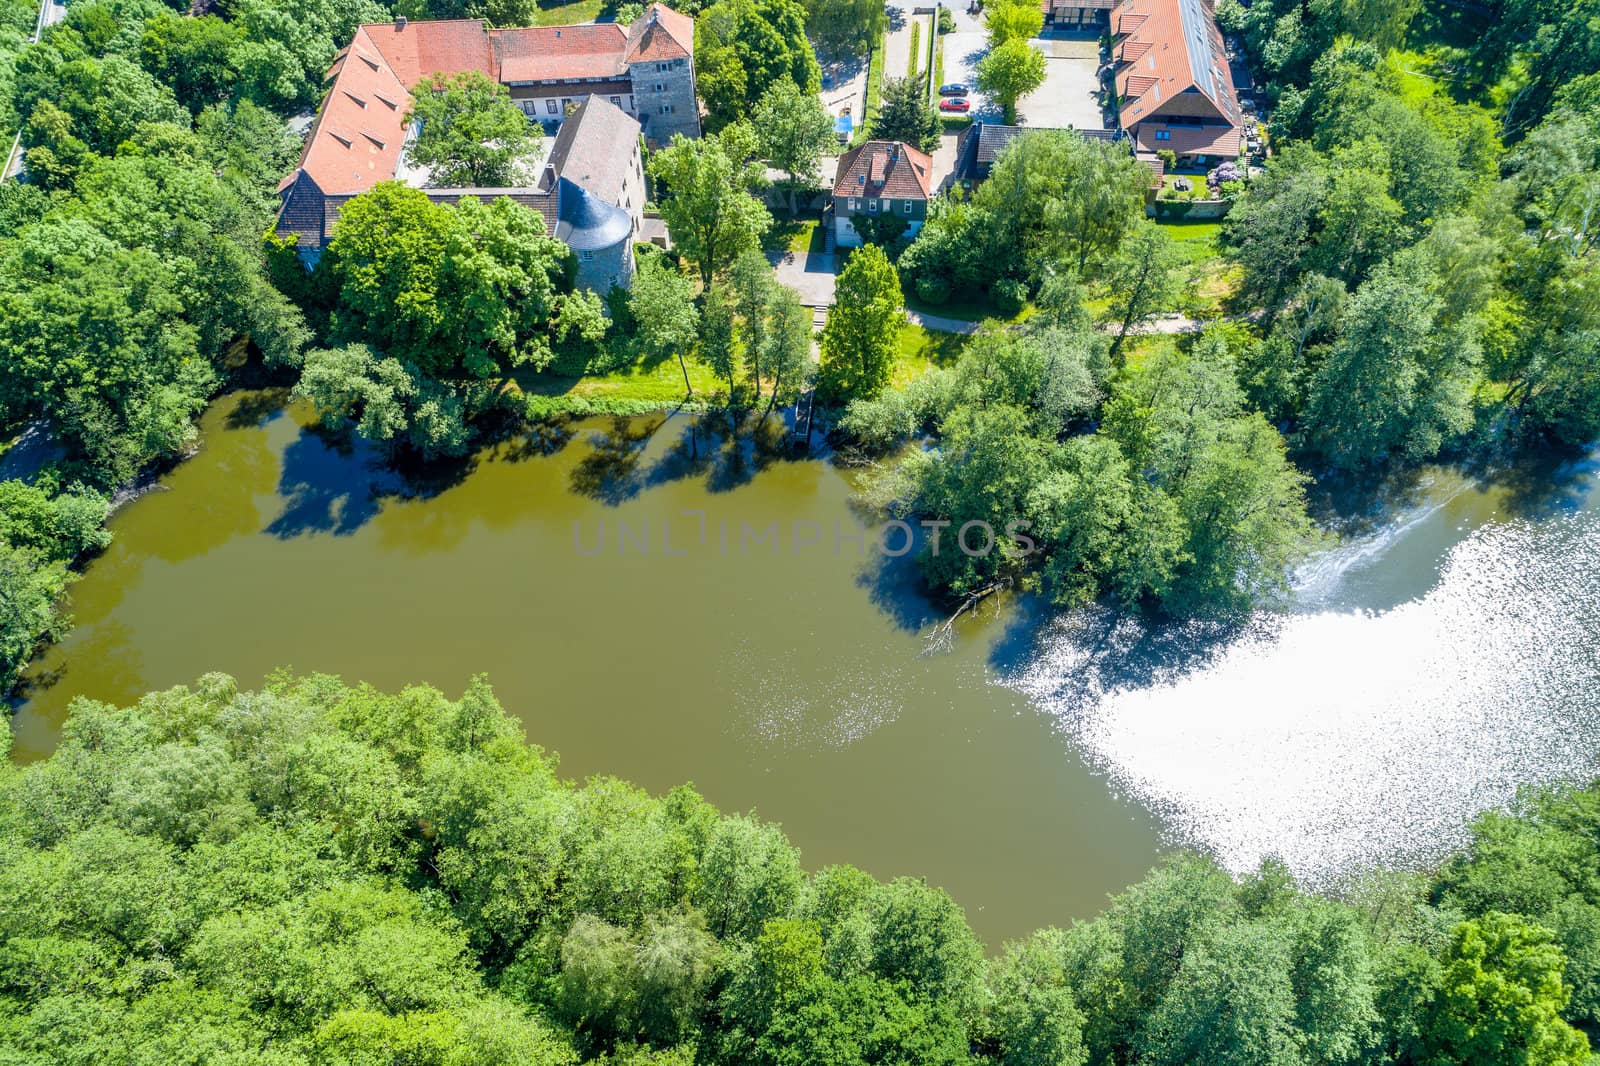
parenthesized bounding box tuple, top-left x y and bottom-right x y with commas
(530, 0, 613, 24)
(513, 352, 720, 406)
(1155, 219, 1224, 263)
(892, 322, 968, 386)
(854, 46, 886, 146)
(764, 214, 826, 254)
(1119, 331, 1182, 371)
(1152, 219, 1239, 317)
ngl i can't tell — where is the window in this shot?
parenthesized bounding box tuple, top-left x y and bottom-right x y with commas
(867, 199, 877, 213)
(661, 104, 673, 113)
(580, 250, 594, 261)
(610, 96, 622, 106)
(654, 83, 666, 92)
(1154, 129, 1171, 141)
(547, 100, 558, 114)
(901, 199, 912, 214)
(848, 198, 857, 211)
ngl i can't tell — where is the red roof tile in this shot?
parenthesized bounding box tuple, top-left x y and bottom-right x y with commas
(279, 10, 678, 248)
(492, 23, 629, 82)
(833, 140, 933, 200)
(1114, 0, 1240, 147)
(363, 19, 495, 87)
(1133, 121, 1240, 156)
(626, 3, 694, 62)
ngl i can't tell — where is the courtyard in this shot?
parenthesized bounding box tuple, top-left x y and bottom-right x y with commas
(1016, 32, 1106, 129)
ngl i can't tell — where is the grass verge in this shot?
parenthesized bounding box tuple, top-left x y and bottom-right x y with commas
(510, 352, 722, 417)
(854, 46, 886, 145)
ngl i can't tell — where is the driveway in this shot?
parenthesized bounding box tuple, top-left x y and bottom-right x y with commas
(941, 28, 996, 119)
(767, 249, 838, 307)
(1017, 33, 1106, 130)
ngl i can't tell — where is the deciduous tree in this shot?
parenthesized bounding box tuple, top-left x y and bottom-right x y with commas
(650, 124, 773, 290)
(406, 71, 539, 188)
(976, 38, 1044, 124)
(820, 243, 902, 401)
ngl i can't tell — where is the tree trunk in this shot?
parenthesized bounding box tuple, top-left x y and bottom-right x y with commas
(677, 351, 693, 398)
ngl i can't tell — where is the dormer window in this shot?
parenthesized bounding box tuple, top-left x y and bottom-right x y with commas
(363, 132, 386, 148)
(343, 90, 367, 107)
(375, 93, 398, 109)
(329, 131, 352, 147)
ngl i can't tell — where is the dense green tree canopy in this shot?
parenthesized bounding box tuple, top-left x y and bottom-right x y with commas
(406, 71, 540, 188)
(649, 123, 772, 289)
(871, 75, 940, 153)
(820, 244, 902, 402)
(3, 671, 1593, 1064)
(695, 0, 820, 130)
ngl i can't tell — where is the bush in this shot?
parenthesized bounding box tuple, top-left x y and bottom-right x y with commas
(938, 6, 955, 33)
(991, 277, 1028, 314)
(916, 273, 952, 304)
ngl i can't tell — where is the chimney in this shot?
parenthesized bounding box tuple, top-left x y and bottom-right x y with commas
(395, 14, 406, 27)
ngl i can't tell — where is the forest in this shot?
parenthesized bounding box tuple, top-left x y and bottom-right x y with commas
(1, 671, 1597, 1065)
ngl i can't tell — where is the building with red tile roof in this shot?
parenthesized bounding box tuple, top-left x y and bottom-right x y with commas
(275, 6, 691, 288)
(831, 140, 933, 247)
(1112, 0, 1241, 166)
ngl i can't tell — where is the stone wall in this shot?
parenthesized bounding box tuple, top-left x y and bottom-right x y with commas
(629, 57, 700, 144)
(575, 240, 634, 292)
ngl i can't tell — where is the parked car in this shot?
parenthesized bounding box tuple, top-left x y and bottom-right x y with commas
(939, 97, 971, 113)
(939, 83, 968, 97)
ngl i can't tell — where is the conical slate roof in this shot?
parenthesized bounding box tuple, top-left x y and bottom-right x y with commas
(555, 177, 632, 250)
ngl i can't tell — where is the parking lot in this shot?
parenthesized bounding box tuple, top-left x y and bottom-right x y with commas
(939, 28, 1106, 130)
(1016, 33, 1106, 130)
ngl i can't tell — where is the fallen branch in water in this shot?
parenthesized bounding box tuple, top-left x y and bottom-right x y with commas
(923, 581, 1005, 655)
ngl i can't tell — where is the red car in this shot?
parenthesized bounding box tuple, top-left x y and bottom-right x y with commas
(939, 97, 971, 113)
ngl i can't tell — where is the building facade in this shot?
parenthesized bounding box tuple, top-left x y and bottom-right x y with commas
(273, 13, 676, 288)
(831, 141, 933, 248)
(1112, 0, 1242, 168)
(492, 7, 700, 144)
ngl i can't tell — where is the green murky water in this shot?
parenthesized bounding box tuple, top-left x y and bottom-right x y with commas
(12, 392, 1162, 944)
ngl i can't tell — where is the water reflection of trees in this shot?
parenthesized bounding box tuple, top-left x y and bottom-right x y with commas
(566, 413, 802, 504)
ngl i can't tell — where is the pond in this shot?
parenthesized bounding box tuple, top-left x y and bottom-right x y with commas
(11, 393, 1162, 944)
(13, 391, 1600, 943)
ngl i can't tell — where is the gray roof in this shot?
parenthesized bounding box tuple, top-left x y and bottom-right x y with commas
(555, 178, 632, 250)
(1177, 0, 1220, 103)
(952, 124, 1121, 182)
(547, 95, 641, 206)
